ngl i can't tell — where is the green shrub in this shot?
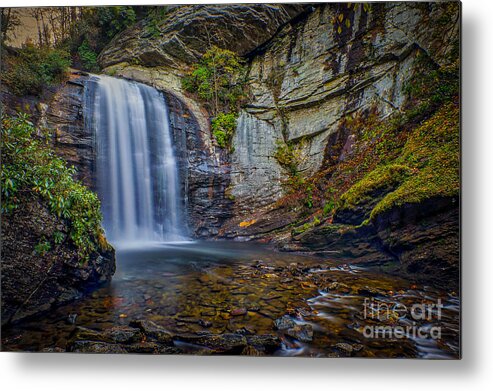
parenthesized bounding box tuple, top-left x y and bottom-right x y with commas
(1, 113, 107, 260)
(1, 45, 70, 96)
(53, 231, 65, 245)
(96, 6, 136, 41)
(182, 46, 246, 116)
(77, 39, 99, 72)
(34, 239, 51, 256)
(274, 140, 301, 176)
(211, 113, 237, 149)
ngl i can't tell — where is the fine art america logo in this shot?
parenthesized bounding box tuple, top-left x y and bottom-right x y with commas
(361, 298, 443, 340)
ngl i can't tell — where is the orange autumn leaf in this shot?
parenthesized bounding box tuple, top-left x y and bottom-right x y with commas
(239, 219, 256, 228)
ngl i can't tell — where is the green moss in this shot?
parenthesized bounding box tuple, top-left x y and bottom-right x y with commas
(336, 101, 459, 222)
(292, 215, 322, 236)
(370, 102, 460, 218)
(337, 164, 412, 210)
(1, 113, 108, 260)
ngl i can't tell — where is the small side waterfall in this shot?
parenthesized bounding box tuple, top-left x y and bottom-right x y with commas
(86, 75, 186, 245)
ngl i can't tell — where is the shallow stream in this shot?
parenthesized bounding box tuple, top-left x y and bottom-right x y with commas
(2, 241, 460, 358)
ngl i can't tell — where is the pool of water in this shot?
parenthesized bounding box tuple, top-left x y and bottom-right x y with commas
(1, 241, 460, 358)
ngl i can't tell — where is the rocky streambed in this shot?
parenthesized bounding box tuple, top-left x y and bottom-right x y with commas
(1, 241, 459, 358)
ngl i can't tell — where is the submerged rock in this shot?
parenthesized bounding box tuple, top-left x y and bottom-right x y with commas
(241, 345, 265, 356)
(333, 342, 364, 357)
(246, 335, 281, 353)
(274, 315, 313, 342)
(230, 308, 247, 316)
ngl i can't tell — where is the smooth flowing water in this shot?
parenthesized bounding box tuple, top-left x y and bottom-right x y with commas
(85, 75, 185, 244)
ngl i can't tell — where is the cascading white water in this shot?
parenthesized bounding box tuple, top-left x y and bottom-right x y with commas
(86, 75, 185, 245)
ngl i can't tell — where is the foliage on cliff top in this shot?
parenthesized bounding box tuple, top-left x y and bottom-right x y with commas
(1, 113, 109, 260)
(182, 46, 246, 114)
(336, 100, 460, 220)
(1, 44, 70, 96)
(182, 46, 247, 148)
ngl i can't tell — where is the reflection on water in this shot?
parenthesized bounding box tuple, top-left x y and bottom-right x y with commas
(1, 241, 460, 358)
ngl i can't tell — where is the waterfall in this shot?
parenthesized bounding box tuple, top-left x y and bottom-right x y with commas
(85, 75, 186, 245)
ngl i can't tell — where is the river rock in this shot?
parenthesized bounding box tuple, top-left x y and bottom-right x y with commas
(246, 335, 281, 353)
(68, 341, 128, 354)
(178, 333, 248, 353)
(333, 342, 364, 356)
(274, 315, 296, 330)
(129, 319, 174, 345)
(70, 326, 142, 344)
(241, 345, 265, 356)
(230, 308, 247, 316)
(285, 324, 314, 343)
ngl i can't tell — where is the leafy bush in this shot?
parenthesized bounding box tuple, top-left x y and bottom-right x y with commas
(182, 46, 246, 151)
(182, 46, 246, 116)
(53, 231, 65, 245)
(211, 113, 237, 149)
(274, 140, 301, 176)
(34, 239, 51, 256)
(77, 39, 99, 72)
(404, 60, 459, 121)
(1, 113, 107, 259)
(1, 44, 70, 96)
(95, 6, 136, 41)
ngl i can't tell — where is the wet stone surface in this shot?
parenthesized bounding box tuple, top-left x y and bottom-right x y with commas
(1, 241, 460, 358)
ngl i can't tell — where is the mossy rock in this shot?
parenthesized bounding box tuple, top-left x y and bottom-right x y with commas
(335, 101, 459, 223)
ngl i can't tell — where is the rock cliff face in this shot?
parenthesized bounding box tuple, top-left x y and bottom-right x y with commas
(46, 75, 96, 186)
(98, 4, 307, 69)
(230, 2, 459, 209)
(166, 92, 234, 237)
